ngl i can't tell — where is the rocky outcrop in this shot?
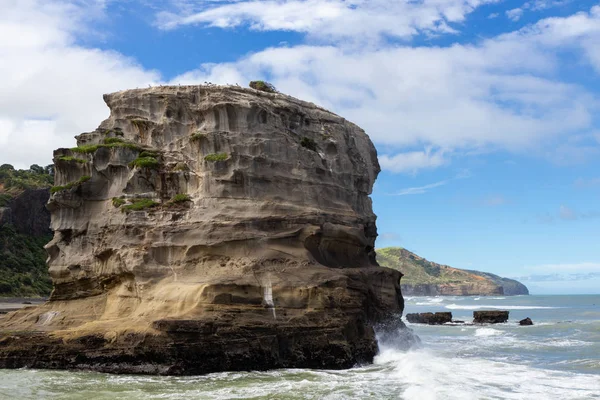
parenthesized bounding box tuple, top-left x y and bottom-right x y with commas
(464, 270, 529, 295)
(473, 311, 509, 324)
(406, 312, 452, 325)
(519, 317, 533, 326)
(0, 85, 405, 374)
(378, 247, 528, 296)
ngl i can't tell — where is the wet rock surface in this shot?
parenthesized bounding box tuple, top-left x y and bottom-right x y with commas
(0, 85, 405, 375)
(473, 311, 509, 324)
(519, 317, 533, 326)
(406, 312, 452, 325)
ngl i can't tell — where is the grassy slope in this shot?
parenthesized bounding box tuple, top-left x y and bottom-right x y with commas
(0, 164, 53, 297)
(377, 247, 490, 285)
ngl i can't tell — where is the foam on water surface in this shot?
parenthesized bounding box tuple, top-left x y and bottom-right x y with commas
(0, 295, 598, 399)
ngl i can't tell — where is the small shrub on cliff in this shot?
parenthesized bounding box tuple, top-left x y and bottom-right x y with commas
(112, 197, 126, 208)
(57, 156, 87, 163)
(50, 175, 91, 194)
(71, 141, 142, 154)
(104, 137, 125, 145)
(170, 194, 191, 203)
(129, 156, 160, 169)
(300, 137, 317, 151)
(0, 193, 13, 207)
(190, 132, 206, 141)
(249, 81, 277, 93)
(121, 198, 159, 212)
(139, 150, 159, 158)
(204, 153, 228, 162)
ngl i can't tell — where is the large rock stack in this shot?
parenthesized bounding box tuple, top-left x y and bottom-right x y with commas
(0, 85, 405, 374)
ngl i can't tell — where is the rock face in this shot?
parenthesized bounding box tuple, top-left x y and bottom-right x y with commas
(406, 312, 452, 325)
(378, 247, 528, 296)
(464, 270, 529, 295)
(473, 311, 509, 324)
(0, 189, 51, 237)
(0, 85, 405, 374)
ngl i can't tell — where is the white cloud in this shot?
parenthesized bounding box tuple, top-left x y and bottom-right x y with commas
(163, 6, 600, 173)
(558, 205, 577, 220)
(526, 262, 600, 273)
(379, 148, 447, 174)
(391, 180, 449, 196)
(506, 8, 524, 21)
(505, 1, 572, 22)
(536, 205, 600, 223)
(0, 0, 159, 169)
(4, 0, 600, 176)
(157, 0, 499, 42)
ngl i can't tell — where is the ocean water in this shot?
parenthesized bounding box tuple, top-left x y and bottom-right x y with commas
(1, 295, 599, 399)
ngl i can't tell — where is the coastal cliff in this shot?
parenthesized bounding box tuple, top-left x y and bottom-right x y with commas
(0, 85, 405, 374)
(378, 247, 528, 296)
(0, 165, 53, 297)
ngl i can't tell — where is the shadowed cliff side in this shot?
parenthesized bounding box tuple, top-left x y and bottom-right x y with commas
(378, 247, 528, 296)
(0, 165, 53, 297)
(0, 85, 406, 374)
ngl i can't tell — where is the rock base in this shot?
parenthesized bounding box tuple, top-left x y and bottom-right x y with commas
(406, 312, 452, 325)
(473, 311, 509, 324)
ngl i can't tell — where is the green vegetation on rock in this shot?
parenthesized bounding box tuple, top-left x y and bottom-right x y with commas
(190, 132, 206, 141)
(50, 175, 91, 194)
(139, 150, 159, 158)
(0, 193, 12, 207)
(0, 225, 52, 297)
(70, 141, 142, 154)
(0, 163, 54, 296)
(112, 197, 126, 208)
(103, 137, 125, 145)
(300, 137, 317, 151)
(170, 194, 191, 203)
(129, 156, 160, 169)
(0, 164, 53, 193)
(249, 80, 276, 93)
(204, 153, 228, 162)
(121, 198, 159, 212)
(57, 156, 87, 163)
(377, 247, 528, 295)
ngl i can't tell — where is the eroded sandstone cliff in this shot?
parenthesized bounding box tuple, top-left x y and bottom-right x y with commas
(0, 85, 405, 374)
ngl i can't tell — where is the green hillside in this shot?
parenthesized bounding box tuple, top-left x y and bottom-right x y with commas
(377, 247, 528, 296)
(0, 164, 54, 297)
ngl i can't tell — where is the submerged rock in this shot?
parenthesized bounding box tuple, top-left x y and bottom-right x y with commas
(519, 317, 533, 326)
(473, 310, 509, 324)
(406, 312, 452, 325)
(0, 85, 405, 374)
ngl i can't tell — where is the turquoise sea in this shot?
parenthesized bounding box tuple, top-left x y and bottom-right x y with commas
(1, 295, 599, 399)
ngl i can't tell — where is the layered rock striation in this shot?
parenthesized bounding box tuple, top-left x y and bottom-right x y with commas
(0, 85, 405, 374)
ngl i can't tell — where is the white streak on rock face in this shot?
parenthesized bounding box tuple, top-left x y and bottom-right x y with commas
(37, 311, 59, 326)
(263, 279, 276, 319)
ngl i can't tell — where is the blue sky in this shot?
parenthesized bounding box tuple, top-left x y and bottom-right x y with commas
(1, 0, 600, 294)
